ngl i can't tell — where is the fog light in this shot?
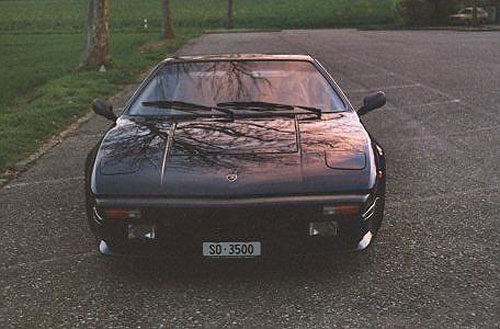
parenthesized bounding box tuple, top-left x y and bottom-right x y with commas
(309, 221, 338, 237)
(357, 231, 373, 250)
(128, 223, 156, 240)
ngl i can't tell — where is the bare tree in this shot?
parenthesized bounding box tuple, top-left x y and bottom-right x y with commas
(162, 0, 175, 39)
(227, 0, 234, 29)
(80, 0, 112, 69)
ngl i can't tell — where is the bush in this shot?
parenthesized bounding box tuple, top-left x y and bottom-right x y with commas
(398, 0, 457, 25)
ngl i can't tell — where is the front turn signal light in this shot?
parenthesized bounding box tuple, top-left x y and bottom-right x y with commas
(323, 204, 360, 216)
(104, 208, 142, 220)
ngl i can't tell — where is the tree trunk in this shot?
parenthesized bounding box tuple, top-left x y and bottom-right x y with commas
(472, 0, 479, 27)
(162, 0, 175, 39)
(432, 0, 440, 24)
(227, 0, 234, 29)
(80, 0, 111, 70)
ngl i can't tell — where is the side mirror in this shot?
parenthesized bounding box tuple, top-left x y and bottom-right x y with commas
(357, 91, 386, 116)
(92, 98, 117, 121)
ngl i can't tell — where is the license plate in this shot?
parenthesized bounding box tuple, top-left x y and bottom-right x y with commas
(202, 242, 261, 257)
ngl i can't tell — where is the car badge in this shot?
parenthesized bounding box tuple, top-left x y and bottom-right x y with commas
(227, 173, 238, 182)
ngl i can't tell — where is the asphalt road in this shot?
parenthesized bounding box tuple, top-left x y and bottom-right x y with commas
(1, 30, 499, 328)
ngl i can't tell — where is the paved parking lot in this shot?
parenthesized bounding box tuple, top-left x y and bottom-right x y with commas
(1, 29, 499, 328)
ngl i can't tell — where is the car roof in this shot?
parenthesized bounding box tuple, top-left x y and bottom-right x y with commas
(163, 54, 316, 64)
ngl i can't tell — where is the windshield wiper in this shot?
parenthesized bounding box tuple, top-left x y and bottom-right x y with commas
(140, 100, 323, 120)
(217, 101, 322, 117)
(142, 100, 234, 118)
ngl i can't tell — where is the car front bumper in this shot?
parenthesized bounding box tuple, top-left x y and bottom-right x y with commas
(91, 194, 384, 258)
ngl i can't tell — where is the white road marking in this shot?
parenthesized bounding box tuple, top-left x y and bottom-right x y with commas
(1, 251, 98, 272)
(398, 99, 461, 108)
(280, 33, 466, 153)
(4, 176, 84, 189)
(385, 124, 500, 143)
(387, 184, 500, 208)
(333, 51, 500, 122)
(348, 73, 381, 78)
(349, 83, 422, 93)
(336, 53, 459, 99)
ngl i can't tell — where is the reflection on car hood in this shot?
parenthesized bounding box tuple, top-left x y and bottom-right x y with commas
(92, 113, 376, 197)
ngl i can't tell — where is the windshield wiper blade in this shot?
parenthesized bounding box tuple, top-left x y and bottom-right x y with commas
(217, 101, 322, 117)
(217, 101, 293, 110)
(142, 100, 234, 117)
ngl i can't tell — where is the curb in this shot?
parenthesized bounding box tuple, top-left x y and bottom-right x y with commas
(0, 84, 136, 189)
(358, 25, 500, 32)
(204, 29, 282, 34)
(0, 111, 96, 188)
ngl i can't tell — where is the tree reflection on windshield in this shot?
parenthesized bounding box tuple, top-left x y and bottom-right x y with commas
(129, 60, 346, 116)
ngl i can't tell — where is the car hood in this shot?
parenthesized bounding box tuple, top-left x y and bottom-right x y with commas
(92, 113, 376, 198)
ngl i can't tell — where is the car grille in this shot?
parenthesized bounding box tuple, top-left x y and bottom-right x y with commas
(146, 206, 315, 240)
(141, 205, 364, 248)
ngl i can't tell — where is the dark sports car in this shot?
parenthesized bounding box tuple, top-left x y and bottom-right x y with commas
(85, 54, 387, 258)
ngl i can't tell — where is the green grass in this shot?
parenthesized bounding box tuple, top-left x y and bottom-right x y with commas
(0, 33, 82, 110)
(0, 28, 201, 171)
(0, 0, 400, 32)
(0, 0, 400, 172)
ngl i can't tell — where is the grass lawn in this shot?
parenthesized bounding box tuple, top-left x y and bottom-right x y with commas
(0, 0, 400, 172)
(0, 0, 400, 32)
(0, 29, 200, 171)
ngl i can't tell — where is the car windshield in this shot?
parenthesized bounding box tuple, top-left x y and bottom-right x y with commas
(128, 60, 347, 116)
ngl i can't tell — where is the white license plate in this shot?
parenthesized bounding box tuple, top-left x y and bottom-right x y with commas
(202, 242, 261, 257)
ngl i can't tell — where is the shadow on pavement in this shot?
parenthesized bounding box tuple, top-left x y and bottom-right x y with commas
(93, 247, 379, 285)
